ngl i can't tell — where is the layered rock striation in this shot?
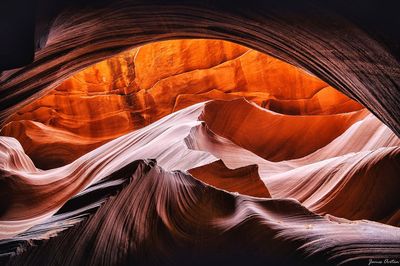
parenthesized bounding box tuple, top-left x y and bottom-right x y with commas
(0, 39, 399, 265)
(1, 39, 363, 169)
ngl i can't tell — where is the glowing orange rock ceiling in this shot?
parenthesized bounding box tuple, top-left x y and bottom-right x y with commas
(1, 39, 363, 169)
(0, 39, 399, 265)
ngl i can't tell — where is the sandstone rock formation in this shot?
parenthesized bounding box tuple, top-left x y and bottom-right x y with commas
(1, 39, 363, 169)
(0, 99, 399, 265)
(0, 38, 399, 266)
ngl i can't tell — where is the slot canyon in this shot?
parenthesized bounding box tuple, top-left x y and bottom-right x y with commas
(0, 1, 399, 265)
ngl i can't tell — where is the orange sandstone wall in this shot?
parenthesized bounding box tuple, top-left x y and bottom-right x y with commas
(1, 39, 363, 169)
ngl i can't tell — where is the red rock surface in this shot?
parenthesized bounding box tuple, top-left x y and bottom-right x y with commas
(189, 160, 271, 198)
(0, 39, 399, 265)
(0, 99, 399, 265)
(1, 39, 363, 169)
(200, 98, 368, 161)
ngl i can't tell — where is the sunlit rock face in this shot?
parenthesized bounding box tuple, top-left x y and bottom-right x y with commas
(1, 39, 362, 169)
(0, 39, 399, 266)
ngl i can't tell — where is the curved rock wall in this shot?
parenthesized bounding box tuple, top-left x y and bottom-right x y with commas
(1, 39, 362, 169)
(0, 2, 399, 264)
(0, 1, 398, 136)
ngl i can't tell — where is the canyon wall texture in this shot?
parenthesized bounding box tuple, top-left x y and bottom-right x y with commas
(0, 98, 399, 265)
(0, 3, 399, 263)
(1, 39, 363, 169)
(1, 1, 399, 136)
